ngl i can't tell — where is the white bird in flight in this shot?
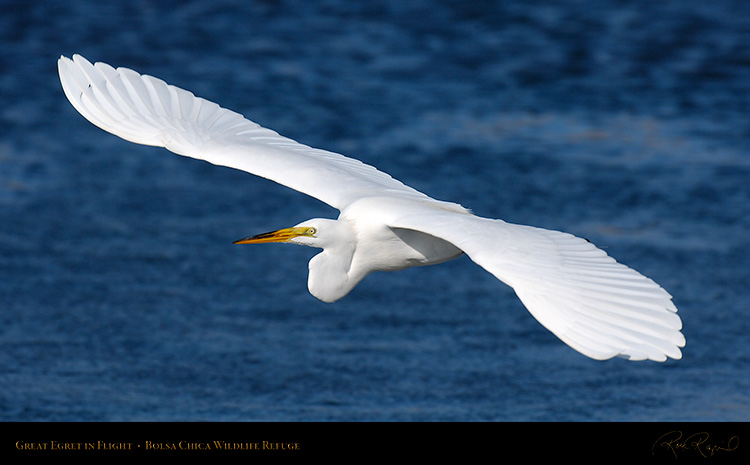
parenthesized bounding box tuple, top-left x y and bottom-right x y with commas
(58, 54, 685, 362)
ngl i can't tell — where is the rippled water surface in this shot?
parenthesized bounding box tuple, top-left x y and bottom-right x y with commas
(1, 0, 749, 421)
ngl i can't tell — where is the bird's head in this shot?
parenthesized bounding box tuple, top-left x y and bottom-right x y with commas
(233, 219, 335, 248)
(234, 218, 357, 303)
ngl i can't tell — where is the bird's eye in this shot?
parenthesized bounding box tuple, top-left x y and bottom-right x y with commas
(308, 227, 317, 235)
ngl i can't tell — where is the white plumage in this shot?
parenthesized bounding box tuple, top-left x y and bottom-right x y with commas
(58, 54, 685, 361)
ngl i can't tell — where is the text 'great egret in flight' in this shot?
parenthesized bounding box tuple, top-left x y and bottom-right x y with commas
(58, 54, 685, 362)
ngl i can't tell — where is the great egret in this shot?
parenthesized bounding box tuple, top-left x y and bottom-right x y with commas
(58, 54, 685, 362)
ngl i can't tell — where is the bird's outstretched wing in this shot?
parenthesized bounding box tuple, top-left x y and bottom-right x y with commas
(391, 211, 684, 361)
(57, 54, 432, 210)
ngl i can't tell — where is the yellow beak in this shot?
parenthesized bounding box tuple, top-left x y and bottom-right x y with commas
(233, 226, 312, 244)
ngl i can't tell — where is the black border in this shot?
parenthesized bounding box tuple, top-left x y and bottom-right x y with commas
(5, 422, 748, 461)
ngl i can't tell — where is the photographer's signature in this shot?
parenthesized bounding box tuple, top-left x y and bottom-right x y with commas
(652, 431, 739, 458)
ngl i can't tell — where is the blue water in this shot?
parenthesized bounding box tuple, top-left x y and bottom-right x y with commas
(1, 0, 749, 422)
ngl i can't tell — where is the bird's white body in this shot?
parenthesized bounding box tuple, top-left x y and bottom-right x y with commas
(301, 197, 466, 302)
(58, 54, 685, 362)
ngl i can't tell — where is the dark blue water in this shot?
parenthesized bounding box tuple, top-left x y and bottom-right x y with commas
(1, 0, 749, 421)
